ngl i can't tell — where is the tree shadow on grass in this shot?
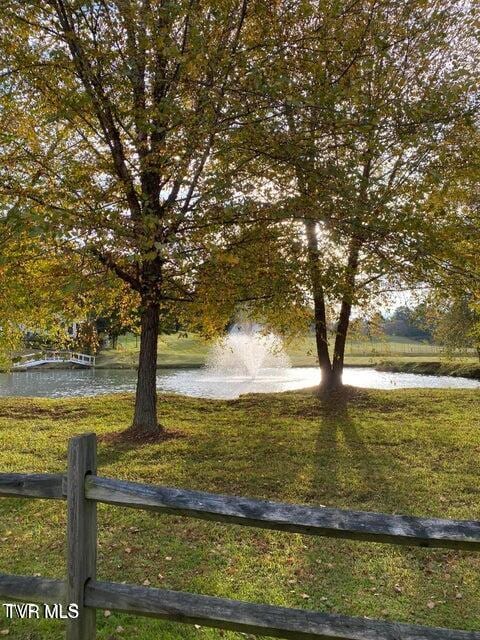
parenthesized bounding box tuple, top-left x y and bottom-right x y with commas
(299, 386, 477, 630)
(312, 387, 397, 508)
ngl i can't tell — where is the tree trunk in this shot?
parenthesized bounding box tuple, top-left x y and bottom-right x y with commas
(131, 299, 162, 435)
(304, 220, 336, 389)
(331, 237, 361, 387)
(331, 298, 353, 388)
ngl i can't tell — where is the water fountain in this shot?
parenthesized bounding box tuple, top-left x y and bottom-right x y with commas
(206, 324, 290, 378)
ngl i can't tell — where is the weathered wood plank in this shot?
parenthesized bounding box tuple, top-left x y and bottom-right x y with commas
(67, 434, 97, 640)
(0, 473, 65, 499)
(86, 580, 480, 640)
(86, 476, 480, 550)
(0, 573, 64, 604)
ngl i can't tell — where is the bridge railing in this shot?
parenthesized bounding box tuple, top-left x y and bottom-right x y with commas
(68, 352, 95, 365)
(0, 433, 479, 640)
(12, 351, 95, 367)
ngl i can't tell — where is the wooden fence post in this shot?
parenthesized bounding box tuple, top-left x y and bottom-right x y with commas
(66, 433, 97, 640)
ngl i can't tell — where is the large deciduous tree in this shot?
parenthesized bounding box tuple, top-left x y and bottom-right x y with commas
(227, 0, 477, 389)
(1, 0, 272, 434)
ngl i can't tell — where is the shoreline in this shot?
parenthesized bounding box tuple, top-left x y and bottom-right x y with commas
(5, 360, 480, 380)
(376, 360, 480, 380)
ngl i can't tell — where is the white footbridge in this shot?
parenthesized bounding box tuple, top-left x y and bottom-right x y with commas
(13, 351, 95, 369)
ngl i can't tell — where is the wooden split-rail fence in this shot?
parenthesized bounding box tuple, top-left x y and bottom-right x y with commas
(0, 433, 479, 639)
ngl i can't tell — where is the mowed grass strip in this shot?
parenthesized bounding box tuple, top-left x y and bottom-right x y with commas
(96, 332, 479, 368)
(0, 388, 479, 638)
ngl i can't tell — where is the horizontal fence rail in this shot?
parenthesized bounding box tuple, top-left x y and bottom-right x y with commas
(3, 471, 479, 551)
(1, 574, 479, 640)
(0, 473, 65, 499)
(86, 475, 480, 551)
(0, 574, 64, 605)
(0, 433, 479, 640)
(85, 580, 480, 640)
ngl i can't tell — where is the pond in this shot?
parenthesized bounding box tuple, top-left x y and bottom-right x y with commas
(0, 366, 478, 399)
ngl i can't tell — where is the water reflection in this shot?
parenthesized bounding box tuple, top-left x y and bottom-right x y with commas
(0, 366, 478, 399)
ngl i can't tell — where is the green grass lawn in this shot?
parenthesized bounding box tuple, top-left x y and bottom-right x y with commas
(96, 332, 478, 369)
(97, 333, 210, 368)
(0, 387, 479, 638)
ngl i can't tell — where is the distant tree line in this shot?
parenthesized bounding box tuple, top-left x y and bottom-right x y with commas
(382, 305, 433, 341)
(379, 299, 479, 358)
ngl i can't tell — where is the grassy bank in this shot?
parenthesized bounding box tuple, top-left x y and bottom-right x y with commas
(95, 333, 478, 369)
(0, 388, 479, 638)
(97, 334, 209, 368)
(377, 360, 480, 380)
